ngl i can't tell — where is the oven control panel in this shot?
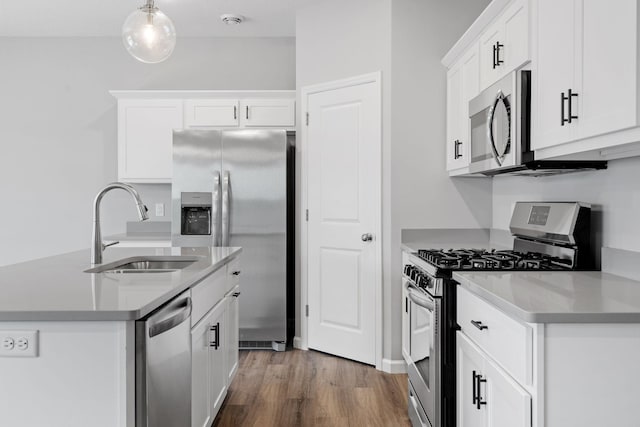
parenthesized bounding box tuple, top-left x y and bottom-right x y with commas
(403, 263, 442, 297)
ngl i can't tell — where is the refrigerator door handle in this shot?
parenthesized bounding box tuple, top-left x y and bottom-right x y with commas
(212, 171, 221, 246)
(222, 171, 230, 246)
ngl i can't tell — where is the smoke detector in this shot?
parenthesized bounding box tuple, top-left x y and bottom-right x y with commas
(221, 14, 244, 25)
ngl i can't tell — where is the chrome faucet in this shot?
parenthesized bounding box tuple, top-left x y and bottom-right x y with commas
(91, 182, 149, 265)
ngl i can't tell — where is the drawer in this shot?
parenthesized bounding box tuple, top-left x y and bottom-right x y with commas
(457, 286, 532, 385)
(191, 267, 227, 327)
(227, 257, 241, 291)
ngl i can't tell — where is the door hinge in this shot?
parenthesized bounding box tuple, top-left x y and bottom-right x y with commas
(305, 304, 309, 317)
(305, 209, 309, 221)
(306, 112, 309, 126)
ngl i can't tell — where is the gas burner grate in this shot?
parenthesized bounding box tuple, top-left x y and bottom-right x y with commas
(416, 249, 571, 271)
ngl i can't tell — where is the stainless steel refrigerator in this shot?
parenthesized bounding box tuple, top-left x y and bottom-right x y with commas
(172, 129, 290, 348)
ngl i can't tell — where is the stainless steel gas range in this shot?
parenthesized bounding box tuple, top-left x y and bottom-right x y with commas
(403, 202, 597, 427)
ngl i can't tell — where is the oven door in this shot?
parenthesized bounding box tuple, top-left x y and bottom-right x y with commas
(468, 71, 519, 174)
(406, 282, 440, 427)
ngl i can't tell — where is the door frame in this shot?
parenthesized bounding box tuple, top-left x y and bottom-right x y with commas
(299, 72, 383, 370)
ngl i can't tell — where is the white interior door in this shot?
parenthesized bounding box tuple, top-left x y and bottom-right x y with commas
(305, 76, 381, 366)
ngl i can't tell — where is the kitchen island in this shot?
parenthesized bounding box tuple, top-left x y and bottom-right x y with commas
(0, 246, 241, 427)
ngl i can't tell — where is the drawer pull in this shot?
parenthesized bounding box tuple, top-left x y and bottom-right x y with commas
(471, 320, 488, 331)
(231, 271, 241, 276)
(209, 322, 220, 349)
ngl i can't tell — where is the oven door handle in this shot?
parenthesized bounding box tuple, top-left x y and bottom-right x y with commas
(407, 286, 435, 312)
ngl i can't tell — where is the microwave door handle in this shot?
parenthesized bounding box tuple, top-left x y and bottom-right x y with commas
(488, 91, 505, 166)
(222, 171, 230, 247)
(212, 172, 221, 246)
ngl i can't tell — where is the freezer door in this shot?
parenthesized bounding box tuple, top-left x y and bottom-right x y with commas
(222, 129, 287, 342)
(172, 129, 222, 247)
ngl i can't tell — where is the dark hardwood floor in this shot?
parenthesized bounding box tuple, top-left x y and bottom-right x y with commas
(213, 349, 411, 427)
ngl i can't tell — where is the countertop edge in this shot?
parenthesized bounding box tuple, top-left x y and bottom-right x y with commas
(453, 271, 640, 324)
(0, 248, 242, 322)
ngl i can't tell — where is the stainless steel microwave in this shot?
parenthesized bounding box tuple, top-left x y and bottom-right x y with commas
(467, 70, 606, 176)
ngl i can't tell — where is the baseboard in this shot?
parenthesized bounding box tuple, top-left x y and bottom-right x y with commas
(382, 358, 407, 374)
(293, 336, 307, 350)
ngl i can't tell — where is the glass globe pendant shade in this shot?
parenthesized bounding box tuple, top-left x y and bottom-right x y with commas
(122, 1, 176, 64)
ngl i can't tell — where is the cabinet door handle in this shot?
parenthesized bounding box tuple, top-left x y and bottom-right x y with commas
(494, 42, 504, 68)
(209, 322, 220, 349)
(246, 106, 249, 120)
(233, 105, 237, 120)
(470, 320, 488, 330)
(472, 370, 478, 405)
(232, 270, 241, 276)
(454, 140, 463, 159)
(561, 92, 567, 126)
(568, 89, 579, 123)
(232, 291, 241, 298)
(475, 373, 487, 409)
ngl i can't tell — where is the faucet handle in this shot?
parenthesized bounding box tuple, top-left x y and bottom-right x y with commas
(102, 241, 120, 250)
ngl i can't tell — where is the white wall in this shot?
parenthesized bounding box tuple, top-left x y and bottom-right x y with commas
(296, 0, 491, 363)
(0, 37, 295, 266)
(295, 0, 393, 352)
(389, 0, 492, 359)
(492, 156, 640, 252)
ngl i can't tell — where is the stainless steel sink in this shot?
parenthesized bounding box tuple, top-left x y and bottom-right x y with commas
(85, 256, 199, 273)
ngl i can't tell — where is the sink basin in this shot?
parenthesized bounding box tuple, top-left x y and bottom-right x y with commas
(85, 256, 199, 273)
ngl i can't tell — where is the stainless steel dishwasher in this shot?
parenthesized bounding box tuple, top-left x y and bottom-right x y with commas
(136, 290, 192, 427)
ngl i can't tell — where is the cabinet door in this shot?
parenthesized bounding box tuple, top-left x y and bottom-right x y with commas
(117, 99, 183, 182)
(240, 99, 295, 127)
(226, 286, 240, 384)
(576, 0, 638, 140)
(208, 300, 227, 418)
(484, 355, 531, 427)
(191, 314, 212, 427)
(457, 333, 487, 427)
(446, 64, 464, 171)
(479, 22, 504, 90)
(531, 0, 575, 150)
(184, 99, 240, 127)
(502, 0, 529, 72)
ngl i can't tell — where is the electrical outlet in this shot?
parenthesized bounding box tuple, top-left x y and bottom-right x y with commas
(155, 203, 165, 217)
(0, 331, 38, 357)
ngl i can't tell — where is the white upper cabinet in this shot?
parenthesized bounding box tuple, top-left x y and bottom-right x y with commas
(479, 0, 529, 90)
(111, 91, 295, 183)
(240, 99, 296, 127)
(447, 42, 480, 173)
(116, 99, 183, 183)
(184, 99, 239, 127)
(532, 0, 638, 151)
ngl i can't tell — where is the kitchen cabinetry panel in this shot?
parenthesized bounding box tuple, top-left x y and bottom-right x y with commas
(577, 0, 637, 141)
(402, 278, 411, 362)
(447, 43, 479, 172)
(117, 99, 183, 183)
(185, 99, 239, 127)
(191, 312, 212, 427)
(533, 0, 639, 152)
(479, 0, 529, 90)
(457, 332, 531, 427)
(111, 91, 295, 183)
(240, 99, 295, 127)
(226, 285, 240, 384)
(208, 300, 227, 417)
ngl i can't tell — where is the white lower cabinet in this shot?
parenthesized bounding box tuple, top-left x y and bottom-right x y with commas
(192, 299, 227, 427)
(457, 332, 531, 427)
(191, 258, 241, 427)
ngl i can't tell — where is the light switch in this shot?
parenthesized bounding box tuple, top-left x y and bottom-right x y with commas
(155, 203, 165, 217)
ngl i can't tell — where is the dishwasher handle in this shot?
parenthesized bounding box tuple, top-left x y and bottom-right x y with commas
(148, 296, 192, 338)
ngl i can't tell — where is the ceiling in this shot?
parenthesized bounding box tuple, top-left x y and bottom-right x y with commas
(0, 0, 309, 37)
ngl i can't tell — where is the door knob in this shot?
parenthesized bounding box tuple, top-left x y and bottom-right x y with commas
(361, 233, 373, 242)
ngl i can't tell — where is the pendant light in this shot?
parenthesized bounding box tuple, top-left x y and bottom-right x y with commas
(122, 0, 176, 64)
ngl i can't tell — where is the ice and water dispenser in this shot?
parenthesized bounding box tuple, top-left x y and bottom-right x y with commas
(180, 192, 212, 236)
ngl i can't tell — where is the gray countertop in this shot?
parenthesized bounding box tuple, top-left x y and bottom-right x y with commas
(453, 270, 640, 323)
(0, 246, 241, 321)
